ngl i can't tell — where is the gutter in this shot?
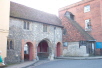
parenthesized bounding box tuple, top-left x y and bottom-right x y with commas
(10, 16, 64, 28)
(87, 40, 96, 42)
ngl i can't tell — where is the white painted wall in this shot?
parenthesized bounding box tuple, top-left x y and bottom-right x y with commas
(0, 0, 10, 59)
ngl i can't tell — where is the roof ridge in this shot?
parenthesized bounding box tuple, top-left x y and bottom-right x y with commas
(10, 1, 62, 27)
(10, 1, 57, 17)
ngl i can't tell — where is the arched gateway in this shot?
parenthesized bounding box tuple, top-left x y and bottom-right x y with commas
(37, 39, 51, 60)
(56, 42, 61, 57)
(24, 42, 33, 61)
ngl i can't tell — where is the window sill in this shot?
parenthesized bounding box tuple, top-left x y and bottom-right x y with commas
(85, 29, 92, 31)
(7, 49, 14, 51)
(23, 29, 32, 31)
(84, 11, 90, 13)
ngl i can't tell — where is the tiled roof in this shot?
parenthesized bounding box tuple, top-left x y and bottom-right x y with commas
(10, 2, 62, 27)
(64, 15, 95, 41)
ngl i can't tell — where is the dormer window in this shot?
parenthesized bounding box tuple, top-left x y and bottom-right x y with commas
(65, 11, 74, 20)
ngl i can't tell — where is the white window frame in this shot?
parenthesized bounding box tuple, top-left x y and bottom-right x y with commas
(85, 19, 91, 31)
(84, 5, 90, 13)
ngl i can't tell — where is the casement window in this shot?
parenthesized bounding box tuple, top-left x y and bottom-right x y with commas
(24, 21, 30, 30)
(84, 5, 90, 12)
(43, 24, 47, 32)
(85, 19, 91, 31)
(79, 41, 86, 48)
(7, 39, 14, 50)
(63, 42, 68, 47)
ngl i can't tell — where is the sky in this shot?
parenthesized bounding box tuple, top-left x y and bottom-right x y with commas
(10, 0, 82, 15)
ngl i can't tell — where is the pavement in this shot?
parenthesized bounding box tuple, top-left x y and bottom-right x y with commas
(4, 60, 51, 68)
(32, 59, 102, 68)
(3, 56, 102, 68)
(5, 61, 37, 68)
(56, 56, 102, 60)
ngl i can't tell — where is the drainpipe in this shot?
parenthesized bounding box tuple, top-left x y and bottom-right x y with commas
(54, 27, 56, 58)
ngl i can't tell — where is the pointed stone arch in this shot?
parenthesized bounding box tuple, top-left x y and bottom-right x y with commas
(21, 40, 35, 62)
(24, 42, 33, 61)
(56, 42, 61, 57)
(37, 38, 52, 60)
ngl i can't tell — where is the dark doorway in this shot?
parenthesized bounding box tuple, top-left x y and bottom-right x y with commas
(37, 40, 49, 60)
(86, 42, 95, 56)
(24, 42, 33, 61)
(56, 42, 61, 57)
(100, 49, 102, 55)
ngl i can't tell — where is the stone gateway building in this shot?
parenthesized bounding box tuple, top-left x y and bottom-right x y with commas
(5, 2, 63, 64)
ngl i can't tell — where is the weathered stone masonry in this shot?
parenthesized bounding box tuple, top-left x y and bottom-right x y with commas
(5, 17, 62, 63)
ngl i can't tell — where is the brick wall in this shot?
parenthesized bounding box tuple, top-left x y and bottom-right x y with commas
(59, 0, 102, 42)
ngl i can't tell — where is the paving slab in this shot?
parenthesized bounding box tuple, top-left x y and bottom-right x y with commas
(57, 56, 102, 60)
(5, 61, 37, 68)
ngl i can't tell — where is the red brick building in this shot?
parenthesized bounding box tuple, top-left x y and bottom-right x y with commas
(59, 0, 102, 56)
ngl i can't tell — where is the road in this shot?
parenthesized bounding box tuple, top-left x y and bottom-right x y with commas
(27, 59, 102, 68)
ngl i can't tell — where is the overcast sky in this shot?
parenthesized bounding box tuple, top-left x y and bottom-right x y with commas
(10, 0, 82, 15)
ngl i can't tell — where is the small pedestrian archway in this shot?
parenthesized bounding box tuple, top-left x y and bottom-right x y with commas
(56, 42, 61, 57)
(24, 42, 33, 61)
(37, 40, 49, 60)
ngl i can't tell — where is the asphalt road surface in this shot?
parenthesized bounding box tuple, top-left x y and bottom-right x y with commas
(28, 59, 102, 68)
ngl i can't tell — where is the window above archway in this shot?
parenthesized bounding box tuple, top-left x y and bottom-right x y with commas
(43, 24, 48, 32)
(23, 21, 30, 30)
